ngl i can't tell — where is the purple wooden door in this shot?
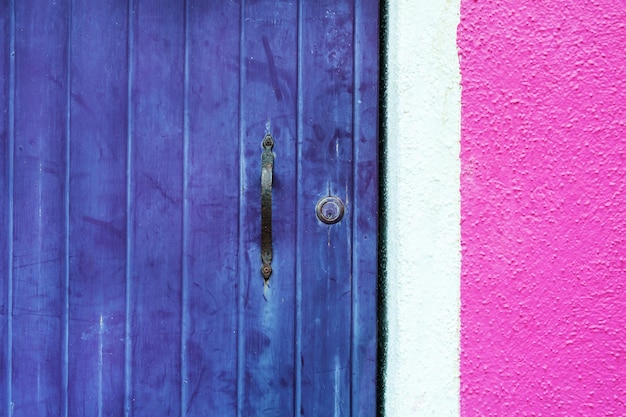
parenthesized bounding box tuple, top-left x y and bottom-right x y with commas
(0, 1, 379, 416)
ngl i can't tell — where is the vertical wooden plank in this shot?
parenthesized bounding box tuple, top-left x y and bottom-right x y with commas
(183, 1, 240, 415)
(67, 2, 129, 416)
(63, 5, 71, 416)
(0, 1, 12, 416)
(295, 3, 304, 413)
(352, 1, 379, 415)
(239, 1, 299, 415)
(124, 1, 136, 414)
(129, 1, 184, 415)
(11, 1, 69, 415)
(298, 1, 355, 415)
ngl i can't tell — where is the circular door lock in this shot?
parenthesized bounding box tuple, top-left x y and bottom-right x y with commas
(316, 196, 345, 225)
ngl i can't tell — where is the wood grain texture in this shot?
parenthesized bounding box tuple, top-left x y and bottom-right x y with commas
(129, 1, 184, 414)
(351, 1, 380, 414)
(183, 1, 240, 414)
(11, 2, 69, 416)
(68, 2, 128, 415)
(239, 0, 299, 415)
(0, 1, 11, 416)
(298, 2, 355, 415)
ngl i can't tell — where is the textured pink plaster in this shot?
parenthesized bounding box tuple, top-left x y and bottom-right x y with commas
(459, 1, 626, 415)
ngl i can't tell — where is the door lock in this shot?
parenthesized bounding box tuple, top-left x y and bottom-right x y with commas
(316, 196, 345, 225)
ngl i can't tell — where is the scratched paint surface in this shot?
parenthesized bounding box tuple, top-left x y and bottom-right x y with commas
(459, 1, 626, 415)
(0, 1, 378, 416)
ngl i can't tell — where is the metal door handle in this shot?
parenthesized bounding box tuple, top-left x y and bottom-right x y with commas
(261, 134, 274, 281)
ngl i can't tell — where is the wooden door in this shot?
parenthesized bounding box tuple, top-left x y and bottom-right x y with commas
(0, 1, 379, 416)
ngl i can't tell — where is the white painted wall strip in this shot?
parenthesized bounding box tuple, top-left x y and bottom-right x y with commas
(384, 0, 461, 415)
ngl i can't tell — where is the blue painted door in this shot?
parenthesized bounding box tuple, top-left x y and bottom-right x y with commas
(0, 1, 378, 416)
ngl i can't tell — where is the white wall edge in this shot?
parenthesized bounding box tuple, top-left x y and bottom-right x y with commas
(384, 0, 462, 415)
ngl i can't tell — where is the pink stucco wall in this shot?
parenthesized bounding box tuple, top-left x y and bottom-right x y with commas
(459, 1, 626, 415)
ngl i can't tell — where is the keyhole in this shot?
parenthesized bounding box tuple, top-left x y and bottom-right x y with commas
(316, 196, 345, 225)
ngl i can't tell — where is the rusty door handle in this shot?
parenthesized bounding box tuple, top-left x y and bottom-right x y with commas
(261, 133, 274, 281)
